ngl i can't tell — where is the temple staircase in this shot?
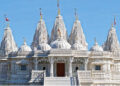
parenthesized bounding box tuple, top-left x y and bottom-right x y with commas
(44, 77, 71, 86)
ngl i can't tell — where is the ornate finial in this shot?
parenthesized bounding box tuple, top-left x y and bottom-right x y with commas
(23, 37, 26, 45)
(111, 23, 114, 27)
(74, 8, 78, 20)
(94, 38, 96, 43)
(4, 14, 10, 27)
(94, 37, 98, 45)
(40, 8, 43, 19)
(57, 0, 60, 15)
(114, 16, 116, 26)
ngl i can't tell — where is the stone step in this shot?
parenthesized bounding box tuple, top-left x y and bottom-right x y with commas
(44, 77, 71, 86)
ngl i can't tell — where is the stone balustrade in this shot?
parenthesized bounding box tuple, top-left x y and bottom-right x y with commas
(77, 70, 92, 83)
(77, 70, 111, 82)
(89, 51, 111, 57)
(92, 70, 109, 80)
(111, 71, 120, 80)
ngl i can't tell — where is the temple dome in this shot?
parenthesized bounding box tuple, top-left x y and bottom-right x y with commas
(38, 43, 51, 51)
(72, 42, 87, 50)
(18, 41, 32, 52)
(90, 41, 103, 52)
(50, 38, 71, 49)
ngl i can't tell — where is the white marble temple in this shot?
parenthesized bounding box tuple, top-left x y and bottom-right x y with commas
(0, 7, 120, 86)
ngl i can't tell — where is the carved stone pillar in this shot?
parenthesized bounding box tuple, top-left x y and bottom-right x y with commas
(49, 57, 54, 77)
(35, 57, 38, 70)
(69, 57, 73, 77)
(85, 58, 88, 71)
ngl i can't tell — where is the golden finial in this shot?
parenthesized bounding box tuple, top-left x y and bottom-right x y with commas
(114, 16, 116, 26)
(94, 37, 98, 45)
(111, 23, 114, 27)
(74, 8, 78, 20)
(7, 22, 10, 27)
(40, 8, 43, 19)
(57, 0, 60, 15)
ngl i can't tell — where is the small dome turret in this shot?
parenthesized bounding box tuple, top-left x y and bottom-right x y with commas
(38, 43, 51, 51)
(71, 36, 87, 50)
(90, 39, 103, 52)
(50, 38, 71, 49)
(18, 39, 32, 52)
(50, 28, 71, 49)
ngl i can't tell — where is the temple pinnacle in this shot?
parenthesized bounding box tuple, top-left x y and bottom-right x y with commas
(74, 8, 78, 20)
(40, 8, 43, 19)
(57, 0, 60, 15)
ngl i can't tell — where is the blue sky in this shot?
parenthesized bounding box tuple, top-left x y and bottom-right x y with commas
(0, 0, 120, 49)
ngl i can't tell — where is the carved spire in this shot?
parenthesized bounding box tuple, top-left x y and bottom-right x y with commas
(18, 38, 32, 53)
(0, 23, 18, 56)
(103, 24, 120, 51)
(31, 9, 49, 50)
(69, 11, 88, 50)
(51, 1, 67, 42)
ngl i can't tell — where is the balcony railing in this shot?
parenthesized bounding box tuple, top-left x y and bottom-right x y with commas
(77, 70, 92, 82)
(77, 70, 111, 82)
(111, 71, 120, 80)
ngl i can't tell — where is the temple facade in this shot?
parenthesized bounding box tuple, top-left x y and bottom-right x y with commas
(0, 6, 120, 86)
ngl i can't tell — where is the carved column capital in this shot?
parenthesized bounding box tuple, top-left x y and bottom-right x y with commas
(69, 57, 74, 63)
(49, 57, 54, 64)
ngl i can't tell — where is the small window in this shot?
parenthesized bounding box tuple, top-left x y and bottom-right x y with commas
(21, 65, 27, 71)
(43, 67, 46, 70)
(95, 65, 101, 70)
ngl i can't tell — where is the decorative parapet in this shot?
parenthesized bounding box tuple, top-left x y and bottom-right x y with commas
(77, 70, 111, 83)
(111, 51, 120, 59)
(89, 51, 112, 59)
(73, 50, 89, 57)
(17, 51, 34, 56)
(111, 71, 120, 80)
(92, 70, 111, 80)
(48, 49, 73, 57)
(29, 70, 45, 84)
(77, 70, 92, 83)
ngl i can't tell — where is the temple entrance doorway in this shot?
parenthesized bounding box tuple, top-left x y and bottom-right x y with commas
(57, 63, 65, 77)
